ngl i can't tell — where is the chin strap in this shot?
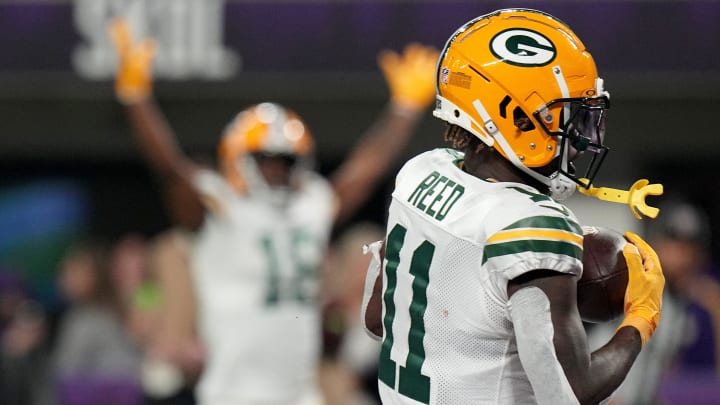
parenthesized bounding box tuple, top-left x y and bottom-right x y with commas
(548, 173, 577, 201)
(577, 178, 664, 220)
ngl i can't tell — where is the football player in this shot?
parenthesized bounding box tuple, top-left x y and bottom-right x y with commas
(110, 19, 438, 405)
(362, 9, 665, 405)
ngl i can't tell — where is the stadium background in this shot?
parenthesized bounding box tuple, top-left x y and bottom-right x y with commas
(0, 0, 718, 373)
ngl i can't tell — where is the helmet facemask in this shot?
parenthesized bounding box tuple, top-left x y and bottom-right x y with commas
(236, 152, 308, 210)
(535, 95, 610, 190)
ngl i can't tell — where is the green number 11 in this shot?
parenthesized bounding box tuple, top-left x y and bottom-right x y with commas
(379, 223, 434, 404)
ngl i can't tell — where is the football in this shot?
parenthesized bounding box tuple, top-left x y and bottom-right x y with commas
(577, 226, 629, 323)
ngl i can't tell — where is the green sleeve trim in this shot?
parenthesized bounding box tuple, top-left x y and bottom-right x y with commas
(483, 239, 582, 264)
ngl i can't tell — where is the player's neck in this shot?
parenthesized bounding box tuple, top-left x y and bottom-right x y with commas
(463, 148, 528, 185)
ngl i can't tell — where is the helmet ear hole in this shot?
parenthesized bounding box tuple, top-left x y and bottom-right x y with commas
(513, 107, 536, 132)
(453, 109, 460, 118)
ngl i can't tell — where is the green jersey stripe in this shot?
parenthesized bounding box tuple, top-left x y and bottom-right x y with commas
(502, 215, 582, 234)
(483, 239, 583, 264)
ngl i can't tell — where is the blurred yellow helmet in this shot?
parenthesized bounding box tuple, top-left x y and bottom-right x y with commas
(219, 102, 314, 194)
(434, 8, 610, 200)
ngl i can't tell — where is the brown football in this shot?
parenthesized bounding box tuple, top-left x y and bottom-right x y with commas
(577, 226, 629, 323)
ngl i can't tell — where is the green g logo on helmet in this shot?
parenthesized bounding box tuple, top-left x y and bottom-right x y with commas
(490, 28, 557, 67)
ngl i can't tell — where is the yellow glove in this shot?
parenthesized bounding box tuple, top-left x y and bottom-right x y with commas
(109, 18, 155, 104)
(617, 231, 665, 346)
(378, 43, 439, 112)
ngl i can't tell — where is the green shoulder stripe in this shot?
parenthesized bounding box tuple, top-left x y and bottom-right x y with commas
(507, 186, 552, 202)
(444, 148, 465, 165)
(502, 215, 582, 234)
(482, 239, 583, 264)
(506, 187, 571, 215)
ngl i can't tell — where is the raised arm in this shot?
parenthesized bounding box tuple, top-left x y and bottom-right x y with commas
(507, 232, 665, 404)
(330, 44, 438, 224)
(110, 19, 199, 182)
(110, 20, 204, 229)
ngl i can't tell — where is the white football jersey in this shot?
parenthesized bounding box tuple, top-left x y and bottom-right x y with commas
(190, 168, 335, 405)
(378, 149, 583, 405)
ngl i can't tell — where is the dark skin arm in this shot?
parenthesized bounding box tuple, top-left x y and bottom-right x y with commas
(507, 270, 641, 405)
(330, 44, 438, 225)
(125, 99, 200, 183)
(330, 106, 425, 224)
(364, 241, 386, 338)
(125, 99, 205, 231)
(111, 19, 204, 230)
(365, 270, 385, 338)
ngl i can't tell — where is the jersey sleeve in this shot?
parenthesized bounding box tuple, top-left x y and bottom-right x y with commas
(483, 210, 584, 282)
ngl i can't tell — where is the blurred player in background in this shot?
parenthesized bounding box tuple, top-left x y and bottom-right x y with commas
(110, 19, 438, 405)
(362, 9, 665, 404)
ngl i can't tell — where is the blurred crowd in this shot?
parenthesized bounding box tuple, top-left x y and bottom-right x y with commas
(0, 229, 197, 405)
(0, 221, 388, 405)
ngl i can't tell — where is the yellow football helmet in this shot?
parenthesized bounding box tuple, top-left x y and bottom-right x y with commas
(218, 102, 314, 197)
(434, 8, 610, 200)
